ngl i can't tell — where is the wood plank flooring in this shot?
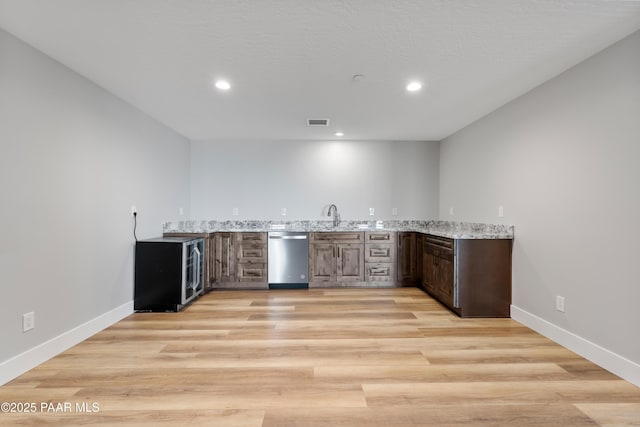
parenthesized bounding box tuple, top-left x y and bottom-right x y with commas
(1, 288, 639, 426)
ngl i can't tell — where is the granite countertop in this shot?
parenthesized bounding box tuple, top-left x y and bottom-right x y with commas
(163, 220, 514, 239)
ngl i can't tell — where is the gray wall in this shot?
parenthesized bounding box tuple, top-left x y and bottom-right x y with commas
(0, 29, 190, 365)
(440, 31, 640, 367)
(191, 139, 439, 221)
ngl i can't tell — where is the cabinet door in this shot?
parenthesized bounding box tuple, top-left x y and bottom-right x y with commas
(416, 233, 423, 284)
(337, 244, 364, 282)
(309, 244, 335, 282)
(206, 234, 216, 289)
(434, 256, 455, 308)
(422, 248, 435, 293)
(215, 233, 235, 282)
(397, 232, 417, 283)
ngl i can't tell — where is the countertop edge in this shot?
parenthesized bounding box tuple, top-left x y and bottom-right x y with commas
(163, 220, 514, 240)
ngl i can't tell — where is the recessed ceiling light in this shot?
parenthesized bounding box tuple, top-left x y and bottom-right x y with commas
(406, 81, 422, 92)
(215, 80, 231, 90)
(335, 132, 344, 137)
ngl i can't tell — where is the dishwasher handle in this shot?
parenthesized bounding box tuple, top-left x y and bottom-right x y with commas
(269, 235, 308, 240)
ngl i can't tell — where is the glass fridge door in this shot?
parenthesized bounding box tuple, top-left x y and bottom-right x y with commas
(183, 239, 204, 303)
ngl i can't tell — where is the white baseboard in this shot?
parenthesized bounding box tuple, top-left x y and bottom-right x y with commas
(511, 305, 640, 388)
(0, 301, 133, 386)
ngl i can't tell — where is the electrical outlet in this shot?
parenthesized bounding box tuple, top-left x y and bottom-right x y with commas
(281, 207, 287, 216)
(179, 207, 184, 216)
(449, 207, 454, 216)
(232, 207, 239, 216)
(23, 312, 35, 332)
(556, 296, 565, 313)
(130, 205, 137, 216)
(498, 205, 504, 217)
(392, 207, 398, 216)
(369, 208, 375, 216)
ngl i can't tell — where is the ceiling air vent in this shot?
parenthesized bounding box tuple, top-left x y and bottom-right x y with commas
(307, 118, 329, 126)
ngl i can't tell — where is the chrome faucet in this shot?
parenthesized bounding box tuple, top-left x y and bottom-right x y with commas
(327, 204, 340, 227)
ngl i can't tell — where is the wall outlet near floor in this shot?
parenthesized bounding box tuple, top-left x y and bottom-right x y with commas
(232, 207, 239, 216)
(281, 207, 287, 216)
(556, 296, 566, 313)
(498, 205, 504, 217)
(23, 311, 35, 332)
(130, 205, 137, 216)
(449, 207, 454, 216)
(179, 207, 184, 216)
(392, 207, 398, 216)
(369, 207, 375, 216)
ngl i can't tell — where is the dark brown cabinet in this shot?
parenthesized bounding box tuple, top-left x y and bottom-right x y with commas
(214, 232, 235, 283)
(423, 235, 455, 308)
(422, 234, 512, 317)
(166, 229, 511, 316)
(309, 232, 364, 285)
(214, 232, 268, 288)
(364, 231, 396, 283)
(397, 232, 418, 284)
(235, 232, 267, 282)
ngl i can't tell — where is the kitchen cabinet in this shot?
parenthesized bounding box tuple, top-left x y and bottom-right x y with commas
(397, 232, 418, 284)
(422, 235, 455, 308)
(214, 232, 268, 288)
(235, 232, 268, 282)
(163, 232, 215, 292)
(422, 234, 512, 318)
(364, 231, 396, 283)
(416, 233, 423, 286)
(309, 232, 364, 285)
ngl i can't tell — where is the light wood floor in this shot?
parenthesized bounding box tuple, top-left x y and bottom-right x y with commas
(2, 288, 639, 426)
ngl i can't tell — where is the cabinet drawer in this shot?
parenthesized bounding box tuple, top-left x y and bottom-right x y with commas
(365, 231, 396, 243)
(235, 232, 267, 243)
(365, 263, 395, 282)
(424, 234, 454, 250)
(236, 245, 267, 263)
(237, 263, 267, 282)
(365, 244, 394, 263)
(310, 232, 364, 243)
(424, 235, 454, 259)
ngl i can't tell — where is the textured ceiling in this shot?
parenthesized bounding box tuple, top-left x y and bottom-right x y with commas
(1, 0, 639, 141)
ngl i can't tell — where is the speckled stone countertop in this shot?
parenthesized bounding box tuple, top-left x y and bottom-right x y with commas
(163, 220, 514, 239)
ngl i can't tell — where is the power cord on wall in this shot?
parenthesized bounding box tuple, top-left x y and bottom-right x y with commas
(133, 212, 138, 242)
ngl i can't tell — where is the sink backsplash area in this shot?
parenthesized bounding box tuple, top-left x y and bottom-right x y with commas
(163, 219, 514, 239)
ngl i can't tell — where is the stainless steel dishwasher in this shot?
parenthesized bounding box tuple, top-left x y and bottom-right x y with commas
(268, 231, 309, 289)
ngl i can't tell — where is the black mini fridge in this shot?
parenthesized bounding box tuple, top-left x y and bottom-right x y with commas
(134, 237, 204, 312)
